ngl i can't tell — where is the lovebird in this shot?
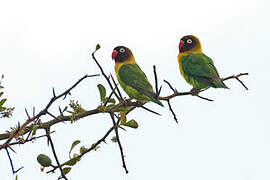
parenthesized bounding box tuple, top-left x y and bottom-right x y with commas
(112, 46, 163, 107)
(177, 35, 228, 90)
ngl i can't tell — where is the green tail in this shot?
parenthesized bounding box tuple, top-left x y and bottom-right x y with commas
(214, 79, 229, 89)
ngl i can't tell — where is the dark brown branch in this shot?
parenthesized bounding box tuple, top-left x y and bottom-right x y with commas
(5, 148, 24, 174)
(140, 106, 161, 116)
(153, 65, 159, 97)
(222, 73, 249, 90)
(46, 129, 68, 180)
(167, 100, 178, 123)
(109, 113, 128, 173)
(0, 74, 99, 150)
(91, 47, 120, 101)
(47, 120, 118, 174)
(110, 74, 123, 100)
(163, 80, 177, 93)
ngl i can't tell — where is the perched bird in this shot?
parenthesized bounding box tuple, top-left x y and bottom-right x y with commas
(112, 46, 163, 106)
(177, 35, 228, 90)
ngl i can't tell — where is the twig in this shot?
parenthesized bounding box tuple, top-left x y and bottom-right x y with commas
(9, 132, 55, 146)
(163, 80, 177, 93)
(222, 73, 248, 90)
(109, 113, 128, 173)
(153, 65, 159, 97)
(140, 106, 161, 116)
(5, 148, 23, 174)
(167, 100, 178, 123)
(47, 121, 118, 174)
(91, 47, 120, 100)
(110, 74, 123, 100)
(104, 85, 118, 106)
(0, 74, 99, 150)
(46, 129, 68, 180)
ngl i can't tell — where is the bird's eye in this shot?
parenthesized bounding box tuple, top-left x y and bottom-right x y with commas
(187, 39, 192, 44)
(119, 48, 125, 53)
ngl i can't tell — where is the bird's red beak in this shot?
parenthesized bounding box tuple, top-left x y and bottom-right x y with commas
(179, 40, 184, 52)
(112, 50, 118, 60)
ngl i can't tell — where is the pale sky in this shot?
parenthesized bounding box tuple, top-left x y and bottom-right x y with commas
(0, 0, 269, 179)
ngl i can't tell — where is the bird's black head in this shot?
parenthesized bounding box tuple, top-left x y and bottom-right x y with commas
(179, 35, 201, 53)
(112, 46, 133, 63)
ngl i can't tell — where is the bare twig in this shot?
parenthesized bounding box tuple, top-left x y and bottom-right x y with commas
(163, 80, 177, 93)
(140, 105, 161, 116)
(109, 113, 128, 173)
(167, 100, 178, 123)
(153, 65, 159, 97)
(46, 129, 68, 180)
(5, 148, 23, 174)
(222, 73, 248, 90)
(110, 74, 123, 100)
(0, 74, 99, 150)
(91, 48, 121, 100)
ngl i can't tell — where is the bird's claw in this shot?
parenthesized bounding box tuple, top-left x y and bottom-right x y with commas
(190, 88, 200, 96)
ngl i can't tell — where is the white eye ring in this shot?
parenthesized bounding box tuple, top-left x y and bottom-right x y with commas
(119, 48, 125, 53)
(187, 39, 192, 44)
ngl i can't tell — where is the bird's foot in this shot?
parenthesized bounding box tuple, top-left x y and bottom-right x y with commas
(190, 88, 200, 96)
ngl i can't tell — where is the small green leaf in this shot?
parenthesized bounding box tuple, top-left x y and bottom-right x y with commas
(0, 107, 6, 112)
(37, 154, 52, 167)
(96, 44, 101, 50)
(32, 125, 39, 136)
(0, 98, 7, 107)
(97, 84, 106, 101)
(120, 111, 126, 125)
(63, 158, 79, 166)
(69, 140, 80, 158)
(104, 97, 116, 104)
(0, 92, 3, 97)
(124, 119, 139, 129)
(63, 167, 71, 175)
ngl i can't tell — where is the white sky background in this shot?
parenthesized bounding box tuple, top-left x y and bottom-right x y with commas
(0, 0, 269, 179)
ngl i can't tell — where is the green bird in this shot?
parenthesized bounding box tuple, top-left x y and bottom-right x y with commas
(177, 35, 228, 90)
(112, 46, 163, 107)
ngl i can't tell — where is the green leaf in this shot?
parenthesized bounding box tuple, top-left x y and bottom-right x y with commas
(0, 98, 6, 107)
(15, 175, 18, 180)
(97, 84, 106, 101)
(120, 111, 126, 125)
(0, 107, 6, 112)
(0, 92, 3, 97)
(37, 154, 52, 167)
(104, 97, 116, 104)
(32, 125, 38, 136)
(96, 44, 101, 50)
(63, 167, 71, 175)
(69, 140, 80, 158)
(124, 119, 139, 129)
(63, 158, 79, 166)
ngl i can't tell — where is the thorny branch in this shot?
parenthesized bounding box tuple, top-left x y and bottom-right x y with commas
(0, 45, 249, 178)
(110, 112, 128, 173)
(0, 74, 99, 150)
(46, 129, 68, 180)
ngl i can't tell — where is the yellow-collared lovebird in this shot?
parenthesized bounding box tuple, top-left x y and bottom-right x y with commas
(112, 46, 163, 107)
(177, 35, 228, 90)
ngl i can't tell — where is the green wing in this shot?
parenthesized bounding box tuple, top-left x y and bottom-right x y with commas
(181, 53, 228, 88)
(118, 63, 154, 96)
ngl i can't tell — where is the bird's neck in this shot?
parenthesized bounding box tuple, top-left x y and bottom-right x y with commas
(115, 56, 136, 73)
